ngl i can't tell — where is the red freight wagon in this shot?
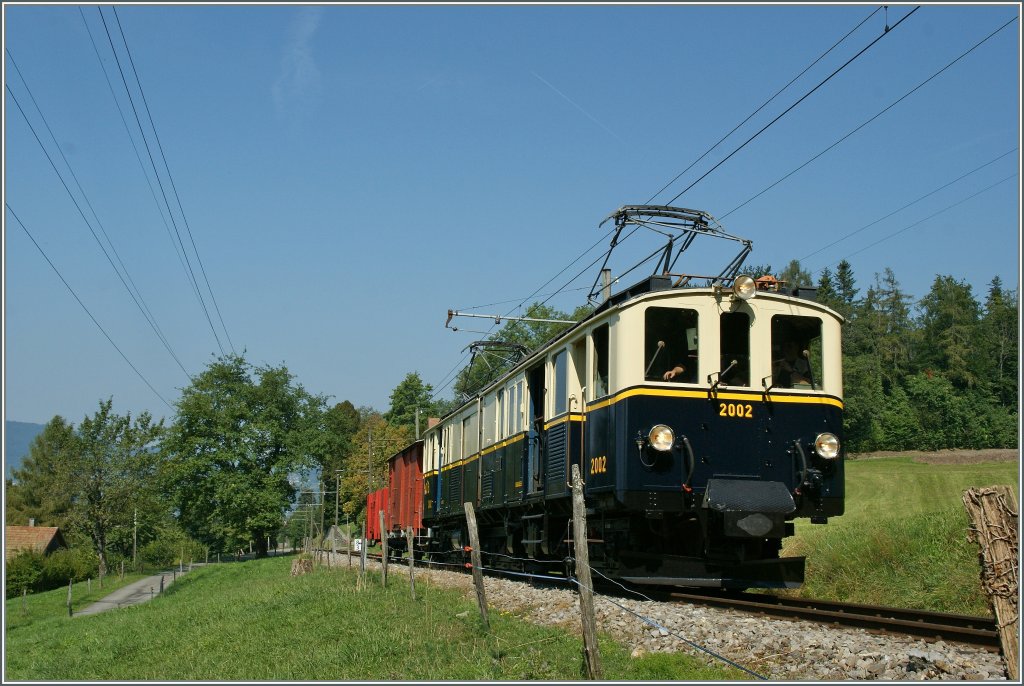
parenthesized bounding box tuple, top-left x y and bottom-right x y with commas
(387, 440, 424, 535)
(365, 487, 390, 545)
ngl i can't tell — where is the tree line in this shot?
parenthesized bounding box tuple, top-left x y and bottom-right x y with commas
(5, 260, 1016, 596)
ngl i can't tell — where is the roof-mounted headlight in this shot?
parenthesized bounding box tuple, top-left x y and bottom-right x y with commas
(733, 274, 756, 301)
(814, 433, 840, 459)
(648, 425, 675, 452)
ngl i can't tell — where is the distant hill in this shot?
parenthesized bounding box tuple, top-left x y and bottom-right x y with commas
(5, 421, 45, 480)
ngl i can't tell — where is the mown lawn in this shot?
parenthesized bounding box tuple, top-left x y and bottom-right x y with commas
(4, 556, 749, 681)
(784, 455, 1018, 615)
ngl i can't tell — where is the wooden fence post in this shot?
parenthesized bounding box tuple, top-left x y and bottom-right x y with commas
(380, 510, 389, 587)
(407, 527, 416, 601)
(964, 486, 1019, 681)
(571, 463, 603, 680)
(464, 501, 490, 632)
(66, 579, 73, 617)
(87, 577, 91, 593)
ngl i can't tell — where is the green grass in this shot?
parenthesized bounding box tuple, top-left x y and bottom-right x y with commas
(783, 455, 1018, 615)
(5, 556, 749, 681)
(5, 573, 150, 631)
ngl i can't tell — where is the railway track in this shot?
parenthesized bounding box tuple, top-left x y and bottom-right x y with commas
(665, 591, 1001, 651)
(354, 550, 1000, 652)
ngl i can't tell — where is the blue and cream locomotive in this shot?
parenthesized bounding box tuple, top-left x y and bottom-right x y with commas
(419, 206, 844, 588)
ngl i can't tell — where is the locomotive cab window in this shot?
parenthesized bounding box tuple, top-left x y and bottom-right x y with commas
(771, 315, 823, 390)
(719, 311, 750, 387)
(645, 307, 698, 383)
(592, 324, 610, 398)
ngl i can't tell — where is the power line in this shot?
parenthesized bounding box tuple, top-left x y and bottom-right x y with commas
(819, 173, 1018, 270)
(7, 203, 175, 412)
(97, 7, 226, 357)
(800, 148, 1017, 262)
(647, 6, 882, 204)
(78, 7, 207, 312)
(663, 6, 920, 207)
(721, 14, 1019, 221)
(5, 79, 191, 379)
(111, 6, 236, 356)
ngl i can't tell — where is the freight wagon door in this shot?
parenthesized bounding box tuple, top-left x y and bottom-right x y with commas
(525, 364, 545, 496)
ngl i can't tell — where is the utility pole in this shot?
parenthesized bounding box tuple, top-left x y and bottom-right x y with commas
(319, 479, 325, 543)
(133, 507, 138, 565)
(335, 470, 341, 527)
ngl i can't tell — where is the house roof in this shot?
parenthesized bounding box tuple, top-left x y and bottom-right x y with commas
(5, 526, 68, 560)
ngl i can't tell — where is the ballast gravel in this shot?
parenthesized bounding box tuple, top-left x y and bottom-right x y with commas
(404, 562, 1008, 681)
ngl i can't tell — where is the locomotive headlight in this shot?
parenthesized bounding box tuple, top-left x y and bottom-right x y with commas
(814, 432, 840, 459)
(732, 274, 756, 301)
(648, 424, 675, 452)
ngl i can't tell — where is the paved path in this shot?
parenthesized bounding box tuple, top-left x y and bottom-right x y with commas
(75, 567, 196, 617)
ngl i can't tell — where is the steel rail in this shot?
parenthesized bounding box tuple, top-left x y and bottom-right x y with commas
(667, 591, 1000, 651)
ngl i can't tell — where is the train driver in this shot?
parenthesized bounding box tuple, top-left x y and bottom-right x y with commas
(772, 339, 811, 388)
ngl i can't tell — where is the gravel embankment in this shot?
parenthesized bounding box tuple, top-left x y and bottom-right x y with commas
(406, 563, 1009, 681)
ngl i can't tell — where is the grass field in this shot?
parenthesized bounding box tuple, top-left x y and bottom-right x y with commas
(784, 455, 1018, 615)
(5, 572, 149, 631)
(4, 556, 747, 681)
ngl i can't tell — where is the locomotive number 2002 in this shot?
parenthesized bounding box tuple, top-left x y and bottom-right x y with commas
(719, 402, 754, 418)
(590, 455, 608, 475)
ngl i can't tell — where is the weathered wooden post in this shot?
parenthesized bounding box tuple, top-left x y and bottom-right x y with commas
(87, 577, 91, 593)
(407, 527, 416, 600)
(570, 464, 603, 680)
(464, 501, 489, 632)
(66, 579, 73, 617)
(964, 486, 1019, 681)
(22, 587, 27, 615)
(380, 510, 389, 587)
(159, 575, 165, 594)
(120, 560, 125, 580)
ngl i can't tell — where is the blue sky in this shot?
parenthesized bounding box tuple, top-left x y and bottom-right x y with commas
(3, 3, 1020, 427)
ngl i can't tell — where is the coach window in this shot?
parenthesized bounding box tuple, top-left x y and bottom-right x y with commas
(592, 324, 610, 398)
(645, 307, 698, 382)
(770, 315, 823, 390)
(553, 349, 568, 415)
(496, 388, 504, 439)
(719, 311, 750, 387)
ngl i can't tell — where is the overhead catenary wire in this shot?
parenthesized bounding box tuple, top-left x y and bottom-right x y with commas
(7, 203, 175, 412)
(663, 6, 920, 207)
(818, 173, 1018, 271)
(97, 7, 226, 357)
(800, 148, 1017, 262)
(4, 80, 192, 380)
(720, 14, 1019, 222)
(111, 6, 236, 357)
(646, 6, 883, 205)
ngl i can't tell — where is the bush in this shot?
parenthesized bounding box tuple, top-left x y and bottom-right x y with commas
(39, 547, 98, 588)
(139, 536, 206, 569)
(5, 550, 45, 598)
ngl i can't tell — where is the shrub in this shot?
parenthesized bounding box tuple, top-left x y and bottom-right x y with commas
(5, 550, 45, 598)
(39, 547, 98, 588)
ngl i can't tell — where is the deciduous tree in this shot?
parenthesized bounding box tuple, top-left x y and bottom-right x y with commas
(163, 354, 326, 557)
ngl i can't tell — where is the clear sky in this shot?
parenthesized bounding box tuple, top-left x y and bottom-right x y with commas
(3, 3, 1020, 427)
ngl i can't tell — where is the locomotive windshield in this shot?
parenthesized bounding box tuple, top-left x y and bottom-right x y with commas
(771, 315, 824, 390)
(645, 307, 699, 382)
(719, 311, 751, 386)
